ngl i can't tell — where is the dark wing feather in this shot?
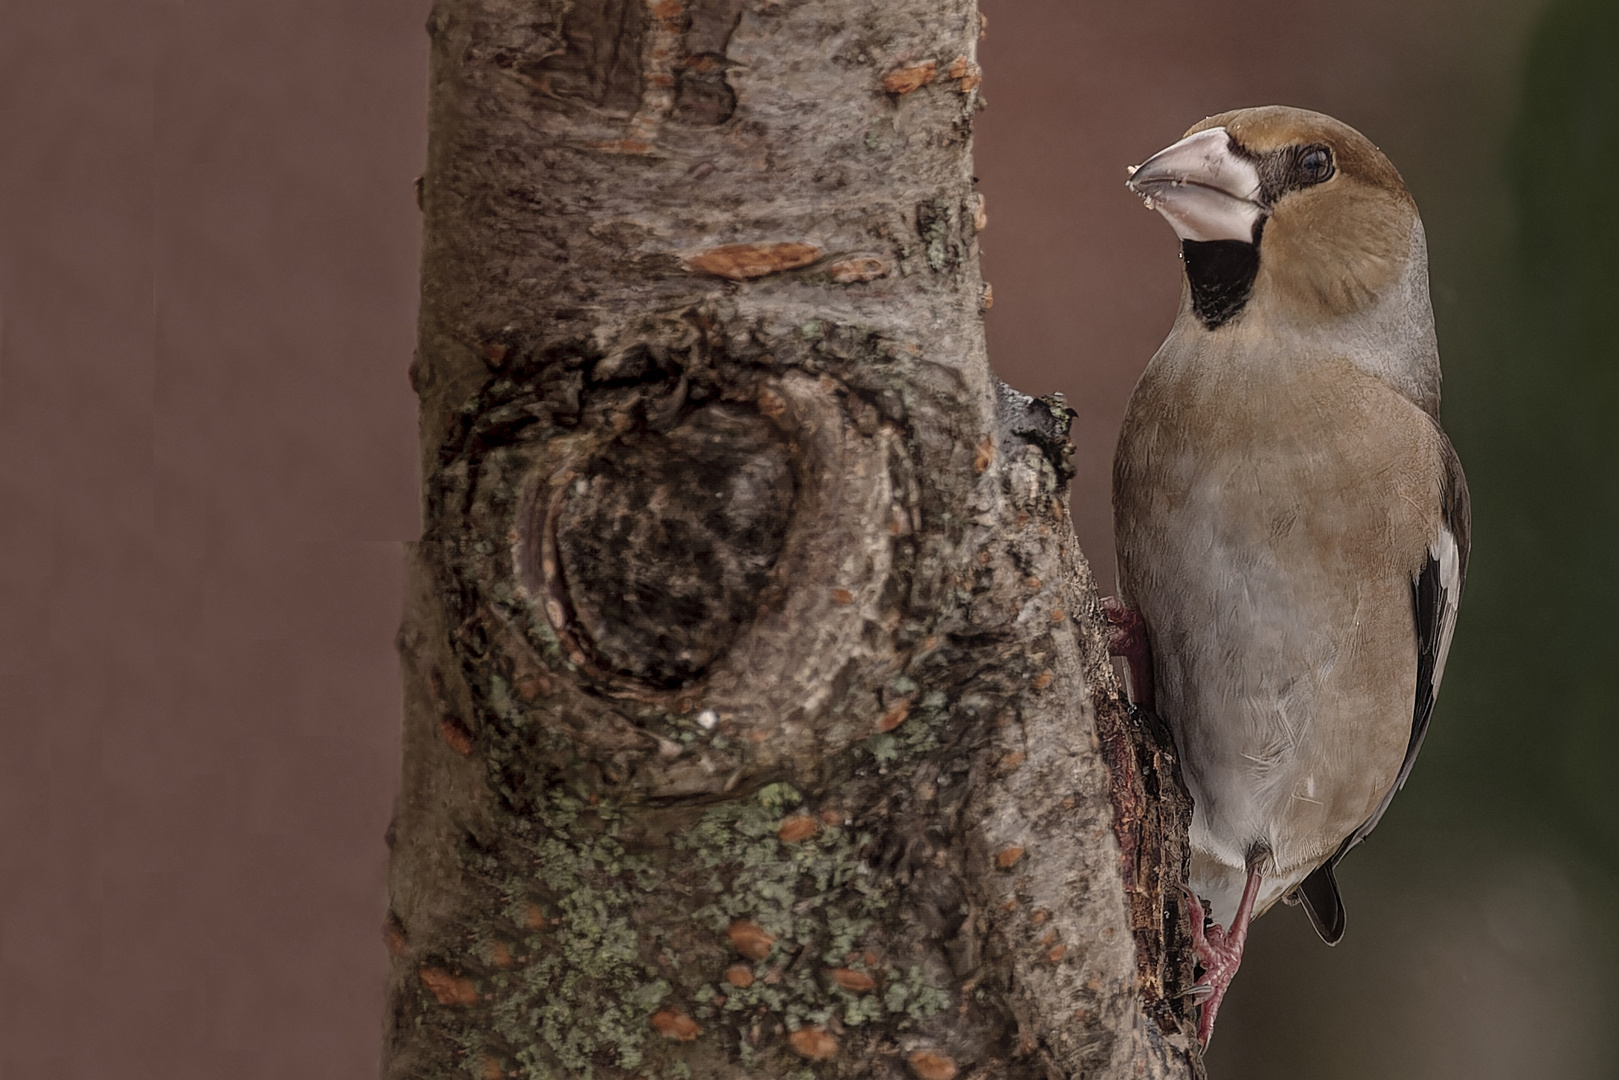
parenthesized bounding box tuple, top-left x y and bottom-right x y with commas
(1298, 428, 1470, 945)
(1296, 861, 1346, 945)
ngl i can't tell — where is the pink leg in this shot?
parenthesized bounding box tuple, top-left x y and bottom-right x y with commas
(1184, 864, 1263, 1048)
(1102, 597, 1155, 712)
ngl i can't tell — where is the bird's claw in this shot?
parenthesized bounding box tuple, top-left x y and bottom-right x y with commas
(1101, 597, 1156, 711)
(1181, 885, 1245, 1048)
(1101, 596, 1143, 647)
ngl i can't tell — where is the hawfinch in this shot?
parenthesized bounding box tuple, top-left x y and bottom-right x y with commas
(1109, 106, 1469, 1045)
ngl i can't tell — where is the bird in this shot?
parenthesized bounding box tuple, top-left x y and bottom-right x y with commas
(1107, 106, 1469, 1046)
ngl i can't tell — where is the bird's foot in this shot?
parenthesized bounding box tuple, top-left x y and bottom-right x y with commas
(1102, 597, 1155, 711)
(1182, 888, 1246, 1046)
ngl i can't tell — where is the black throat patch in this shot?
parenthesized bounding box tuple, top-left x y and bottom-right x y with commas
(1182, 233, 1261, 329)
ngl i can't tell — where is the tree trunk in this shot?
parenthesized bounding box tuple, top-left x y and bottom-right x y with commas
(385, 2, 1204, 1078)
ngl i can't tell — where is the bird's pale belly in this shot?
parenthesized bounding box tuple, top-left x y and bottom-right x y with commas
(1147, 517, 1414, 920)
(1115, 364, 1434, 924)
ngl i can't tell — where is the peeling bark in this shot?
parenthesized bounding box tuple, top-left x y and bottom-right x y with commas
(386, 2, 1204, 1077)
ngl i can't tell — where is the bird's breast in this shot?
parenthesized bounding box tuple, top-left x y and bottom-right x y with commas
(1113, 343, 1442, 882)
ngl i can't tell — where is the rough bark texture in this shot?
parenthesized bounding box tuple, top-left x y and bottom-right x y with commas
(386, 2, 1204, 1077)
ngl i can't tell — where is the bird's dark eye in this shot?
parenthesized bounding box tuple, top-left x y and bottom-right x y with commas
(1297, 144, 1334, 185)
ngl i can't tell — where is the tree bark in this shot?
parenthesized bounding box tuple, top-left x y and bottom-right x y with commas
(386, 2, 1204, 1078)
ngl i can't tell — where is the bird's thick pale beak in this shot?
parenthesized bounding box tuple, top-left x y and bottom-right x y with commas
(1127, 127, 1265, 244)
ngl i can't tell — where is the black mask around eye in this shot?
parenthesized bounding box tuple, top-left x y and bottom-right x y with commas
(1256, 143, 1337, 204)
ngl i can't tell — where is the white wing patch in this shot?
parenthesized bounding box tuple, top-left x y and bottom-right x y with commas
(1426, 525, 1462, 709)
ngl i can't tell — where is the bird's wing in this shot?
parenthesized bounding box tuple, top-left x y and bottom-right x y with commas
(1297, 426, 1470, 944)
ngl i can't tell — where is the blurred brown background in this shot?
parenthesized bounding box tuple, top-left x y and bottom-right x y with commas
(2, 0, 1614, 1075)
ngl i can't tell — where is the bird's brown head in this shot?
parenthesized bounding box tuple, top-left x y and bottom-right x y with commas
(1128, 106, 1420, 330)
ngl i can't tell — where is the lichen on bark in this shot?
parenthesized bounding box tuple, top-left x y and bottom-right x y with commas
(386, 1, 1204, 1078)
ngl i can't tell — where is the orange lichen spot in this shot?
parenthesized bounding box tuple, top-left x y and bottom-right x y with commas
(828, 967, 877, 992)
(831, 587, 855, 605)
(997, 750, 1026, 774)
(1039, 930, 1059, 947)
(1029, 908, 1050, 926)
(827, 254, 889, 283)
(878, 700, 911, 732)
(514, 672, 551, 701)
(725, 963, 756, 988)
(757, 386, 787, 418)
(482, 341, 510, 369)
(1060, 795, 1077, 810)
(728, 920, 776, 960)
(649, 0, 683, 16)
(995, 846, 1026, 870)
(974, 435, 994, 474)
(1050, 607, 1067, 623)
(777, 814, 820, 843)
(490, 941, 514, 968)
(684, 242, 821, 280)
(882, 59, 937, 94)
(819, 809, 843, 826)
(1032, 669, 1054, 691)
(1001, 898, 1019, 912)
(1046, 944, 1069, 964)
(419, 967, 478, 1006)
(439, 716, 473, 755)
(523, 903, 548, 931)
(651, 1007, 701, 1041)
(1024, 576, 1042, 590)
(479, 1055, 505, 1080)
(382, 912, 408, 957)
(909, 1050, 960, 1080)
(789, 1026, 839, 1059)
(947, 56, 983, 92)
